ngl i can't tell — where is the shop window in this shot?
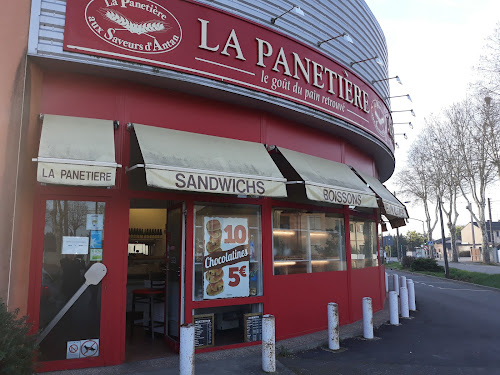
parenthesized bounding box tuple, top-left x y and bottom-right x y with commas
(193, 303, 262, 347)
(350, 218, 378, 269)
(193, 204, 262, 301)
(273, 209, 346, 275)
(39, 200, 105, 361)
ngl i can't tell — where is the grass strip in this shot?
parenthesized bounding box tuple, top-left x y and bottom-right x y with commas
(385, 262, 402, 270)
(386, 262, 500, 289)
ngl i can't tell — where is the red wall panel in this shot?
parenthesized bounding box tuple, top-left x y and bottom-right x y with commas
(350, 267, 383, 322)
(41, 71, 262, 143)
(344, 142, 375, 176)
(41, 72, 124, 120)
(123, 84, 263, 142)
(265, 115, 343, 162)
(267, 271, 349, 340)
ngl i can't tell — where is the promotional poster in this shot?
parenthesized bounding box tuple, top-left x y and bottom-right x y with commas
(203, 217, 250, 299)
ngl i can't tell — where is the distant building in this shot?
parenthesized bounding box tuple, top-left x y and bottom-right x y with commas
(434, 237, 461, 259)
(461, 221, 500, 248)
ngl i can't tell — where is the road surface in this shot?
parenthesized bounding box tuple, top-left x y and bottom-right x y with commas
(279, 270, 500, 374)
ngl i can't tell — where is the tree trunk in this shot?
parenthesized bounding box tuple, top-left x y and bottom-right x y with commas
(480, 222, 491, 263)
(449, 224, 459, 262)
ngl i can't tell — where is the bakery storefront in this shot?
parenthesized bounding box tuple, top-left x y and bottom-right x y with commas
(23, 0, 408, 371)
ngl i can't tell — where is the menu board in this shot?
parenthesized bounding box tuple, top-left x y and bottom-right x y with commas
(193, 314, 214, 348)
(244, 313, 262, 342)
(203, 217, 250, 299)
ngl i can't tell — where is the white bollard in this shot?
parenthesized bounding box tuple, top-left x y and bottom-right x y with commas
(408, 280, 416, 311)
(179, 324, 195, 375)
(389, 291, 399, 325)
(385, 272, 389, 293)
(393, 274, 399, 295)
(262, 314, 276, 373)
(327, 302, 340, 350)
(400, 286, 410, 318)
(400, 276, 407, 289)
(362, 297, 373, 339)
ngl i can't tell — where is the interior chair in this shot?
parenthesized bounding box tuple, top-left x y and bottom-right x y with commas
(130, 278, 166, 339)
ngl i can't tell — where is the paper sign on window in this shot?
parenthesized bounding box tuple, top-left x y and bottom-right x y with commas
(203, 217, 250, 299)
(86, 214, 104, 230)
(62, 236, 89, 255)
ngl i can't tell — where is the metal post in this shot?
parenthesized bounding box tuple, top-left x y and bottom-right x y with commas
(488, 198, 493, 248)
(400, 286, 410, 318)
(262, 314, 276, 373)
(396, 227, 401, 261)
(362, 297, 373, 339)
(408, 280, 416, 311)
(439, 199, 450, 278)
(327, 303, 340, 350)
(385, 272, 389, 293)
(468, 203, 476, 260)
(179, 324, 195, 375)
(389, 291, 399, 325)
(393, 273, 399, 295)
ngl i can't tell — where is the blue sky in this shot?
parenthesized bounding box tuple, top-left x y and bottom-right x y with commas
(365, 0, 500, 235)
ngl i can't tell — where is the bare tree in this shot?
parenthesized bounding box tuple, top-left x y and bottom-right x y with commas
(447, 96, 497, 263)
(425, 117, 463, 262)
(476, 23, 500, 97)
(67, 201, 89, 236)
(484, 96, 500, 179)
(477, 25, 500, 180)
(396, 129, 439, 246)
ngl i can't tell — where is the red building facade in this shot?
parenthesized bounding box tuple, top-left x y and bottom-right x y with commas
(1, 0, 407, 371)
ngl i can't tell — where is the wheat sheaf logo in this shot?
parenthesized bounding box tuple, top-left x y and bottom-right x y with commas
(101, 9, 169, 35)
(85, 0, 182, 54)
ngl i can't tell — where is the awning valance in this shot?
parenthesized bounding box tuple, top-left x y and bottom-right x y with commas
(276, 147, 378, 208)
(33, 115, 120, 187)
(130, 124, 287, 197)
(355, 171, 408, 220)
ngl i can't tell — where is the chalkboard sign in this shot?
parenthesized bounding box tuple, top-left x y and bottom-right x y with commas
(193, 314, 214, 348)
(244, 313, 262, 342)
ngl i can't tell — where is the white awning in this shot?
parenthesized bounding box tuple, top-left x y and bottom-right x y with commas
(131, 124, 287, 197)
(277, 148, 378, 208)
(355, 171, 408, 219)
(33, 115, 120, 187)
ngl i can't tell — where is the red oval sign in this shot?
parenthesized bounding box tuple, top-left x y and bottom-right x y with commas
(84, 0, 182, 54)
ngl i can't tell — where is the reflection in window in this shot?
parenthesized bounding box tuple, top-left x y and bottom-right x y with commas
(350, 218, 378, 269)
(273, 209, 346, 275)
(39, 200, 105, 361)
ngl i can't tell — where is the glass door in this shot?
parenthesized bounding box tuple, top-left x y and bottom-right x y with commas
(38, 199, 107, 362)
(166, 204, 184, 340)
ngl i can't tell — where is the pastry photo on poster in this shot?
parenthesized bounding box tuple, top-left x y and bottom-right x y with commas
(203, 217, 250, 299)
